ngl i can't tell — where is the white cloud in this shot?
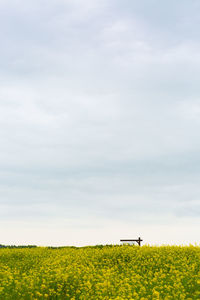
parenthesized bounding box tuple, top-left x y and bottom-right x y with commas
(0, 0, 200, 245)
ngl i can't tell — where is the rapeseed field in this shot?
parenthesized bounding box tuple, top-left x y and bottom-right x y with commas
(0, 245, 199, 299)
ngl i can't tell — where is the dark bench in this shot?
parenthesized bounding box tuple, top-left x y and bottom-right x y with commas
(120, 237, 143, 246)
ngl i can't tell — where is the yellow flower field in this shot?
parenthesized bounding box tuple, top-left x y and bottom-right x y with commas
(0, 245, 199, 299)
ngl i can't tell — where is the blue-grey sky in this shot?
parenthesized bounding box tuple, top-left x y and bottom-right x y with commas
(0, 0, 200, 245)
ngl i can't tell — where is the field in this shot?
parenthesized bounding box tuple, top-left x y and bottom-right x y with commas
(0, 245, 199, 299)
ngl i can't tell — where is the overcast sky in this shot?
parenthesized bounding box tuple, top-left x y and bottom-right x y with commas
(0, 0, 200, 246)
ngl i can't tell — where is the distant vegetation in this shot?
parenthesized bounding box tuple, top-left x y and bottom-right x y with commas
(0, 244, 37, 248)
(0, 245, 199, 299)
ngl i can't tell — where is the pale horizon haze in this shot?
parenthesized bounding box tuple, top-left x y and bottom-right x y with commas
(0, 0, 200, 246)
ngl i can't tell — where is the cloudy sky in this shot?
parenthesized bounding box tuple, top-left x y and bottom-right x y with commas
(0, 0, 200, 246)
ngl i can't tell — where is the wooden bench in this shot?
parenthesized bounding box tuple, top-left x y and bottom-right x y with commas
(120, 237, 143, 246)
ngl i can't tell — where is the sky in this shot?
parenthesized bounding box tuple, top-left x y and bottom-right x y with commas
(0, 0, 200, 246)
